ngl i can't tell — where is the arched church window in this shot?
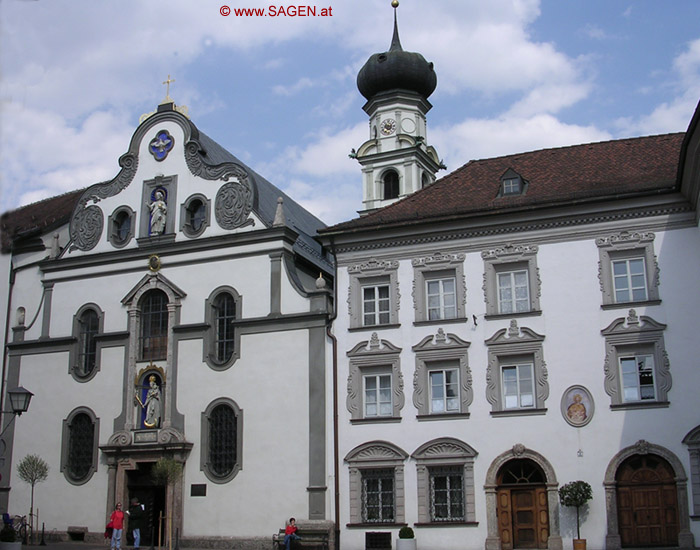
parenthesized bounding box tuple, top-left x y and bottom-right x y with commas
(78, 309, 99, 377)
(181, 194, 210, 237)
(61, 408, 99, 485)
(204, 287, 241, 369)
(214, 292, 236, 363)
(201, 398, 243, 483)
(140, 290, 169, 361)
(382, 170, 400, 200)
(109, 206, 135, 248)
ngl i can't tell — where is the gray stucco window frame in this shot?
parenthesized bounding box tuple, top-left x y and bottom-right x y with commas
(180, 193, 211, 238)
(601, 309, 671, 409)
(346, 333, 403, 423)
(596, 231, 660, 308)
(60, 407, 99, 485)
(485, 320, 549, 416)
(682, 425, 700, 519)
(69, 303, 104, 382)
(203, 286, 242, 370)
(412, 437, 478, 525)
(482, 243, 541, 318)
(108, 206, 136, 248)
(345, 441, 408, 526)
(412, 252, 467, 324)
(139, 175, 178, 239)
(348, 259, 400, 329)
(200, 397, 243, 484)
(412, 329, 472, 419)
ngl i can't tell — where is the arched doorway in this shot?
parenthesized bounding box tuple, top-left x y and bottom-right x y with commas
(616, 454, 679, 547)
(496, 459, 549, 549)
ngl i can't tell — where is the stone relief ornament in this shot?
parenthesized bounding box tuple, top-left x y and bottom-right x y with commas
(70, 152, 138, 251)
(149, 129, 174, 161)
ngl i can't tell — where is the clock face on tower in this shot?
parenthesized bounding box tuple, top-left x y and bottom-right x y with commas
(380, 118, 396, 136)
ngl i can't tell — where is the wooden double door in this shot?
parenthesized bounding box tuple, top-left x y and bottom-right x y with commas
(616, 454, 679, 547)
(498, 487, 549, 549)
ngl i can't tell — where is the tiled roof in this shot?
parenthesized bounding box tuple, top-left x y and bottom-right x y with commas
(0, 189, 84, 253)
(323, 132, 685, 233)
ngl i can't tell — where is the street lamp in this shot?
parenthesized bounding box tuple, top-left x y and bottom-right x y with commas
(0, 386, 33, 438)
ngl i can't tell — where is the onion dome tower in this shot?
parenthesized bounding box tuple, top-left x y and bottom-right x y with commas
(354, 1, 443, 213)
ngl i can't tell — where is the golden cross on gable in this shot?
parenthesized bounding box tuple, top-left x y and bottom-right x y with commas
(162, 74, 175, 102)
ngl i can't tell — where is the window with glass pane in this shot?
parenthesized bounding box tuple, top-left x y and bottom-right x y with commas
(140, 290, 168, 360)
(427, 278, 456, 320)
(502, 178, 521, 195)
(187, 200, 206, 232)
(612, 258, 647, 302)
(620, 354, 656, 402)
(114, 211, 131, 243)
(209, 404, 237, 477)
(497, 270, 529, 314)
(214, 293, 236, 363)
(363, 285, 390, 326)
(430, 369, 459, 413)
(364, 374, 392, 417)
(68, 413, 94, 481)
(430, 466, 465, 522)
(501, 364, 534, 409)
(362, 469, 395, 523)
(78, 309, 99, 377)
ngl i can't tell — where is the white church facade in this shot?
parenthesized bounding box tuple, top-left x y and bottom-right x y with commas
(0, 101, 335, 548)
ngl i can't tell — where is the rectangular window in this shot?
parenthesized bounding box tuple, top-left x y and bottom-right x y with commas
(429, 369, 459, 413)
(363, 284, 391, 326)
(362, 469, 395, 523)
(430, 466, 465, 522)
(502, 177, 521, 195)
(501, 363, 534, 409)
(426, 278, 457, 320)
(497, 270, 530, 314)
(620, 354, 656, 402)
(364, 374, 392, 417)
(612, 258, 647, 303)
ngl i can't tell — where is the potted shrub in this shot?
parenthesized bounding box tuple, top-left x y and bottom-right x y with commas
(559, 480, 593, 550)
(0, 524, 20, 550)
(396, 526, 416, 550)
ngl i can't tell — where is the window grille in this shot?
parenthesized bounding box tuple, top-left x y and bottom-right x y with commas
(362, 469, 395, 523)
(78, 309, 99, 377)
(209, 404, 237, 477)
(68, 413, 94, 481)
(430, 466, 464, 521)
(140, 290, 168, 360)
(213, 293, 236, 363)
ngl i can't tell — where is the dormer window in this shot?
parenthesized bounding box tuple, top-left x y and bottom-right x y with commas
(499, 169, 526, 197)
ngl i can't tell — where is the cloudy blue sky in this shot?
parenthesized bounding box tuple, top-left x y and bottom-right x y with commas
(1, 0, 699, 225)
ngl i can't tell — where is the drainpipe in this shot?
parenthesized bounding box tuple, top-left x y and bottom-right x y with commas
(325, 237, 340, 550)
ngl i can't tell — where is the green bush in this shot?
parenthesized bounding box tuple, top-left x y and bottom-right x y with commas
(559, 480, 593, 539)
(398, 526, 414, 539)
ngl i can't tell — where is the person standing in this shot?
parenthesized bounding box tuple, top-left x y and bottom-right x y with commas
(127, 497, 145, 549)
(109, 503, 125, 550)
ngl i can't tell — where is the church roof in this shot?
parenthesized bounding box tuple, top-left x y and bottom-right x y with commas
(322, 132, 685, 234)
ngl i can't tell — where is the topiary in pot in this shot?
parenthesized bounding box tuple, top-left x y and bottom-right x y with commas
(0, 525, 16, 543)
(398, 527, 414, 539)
(559, 480, 593, 543)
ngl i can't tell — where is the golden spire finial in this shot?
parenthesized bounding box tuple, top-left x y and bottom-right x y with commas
(162, 74, 175, 103)
(391, 0, 399, 7)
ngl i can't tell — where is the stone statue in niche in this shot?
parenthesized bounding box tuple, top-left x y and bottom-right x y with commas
(149, 190, 167, 235)
(136, 375, 161, 428)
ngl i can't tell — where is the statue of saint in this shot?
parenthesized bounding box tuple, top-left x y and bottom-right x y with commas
(136, 375, 161, 428)
(149, 190, 167, 235)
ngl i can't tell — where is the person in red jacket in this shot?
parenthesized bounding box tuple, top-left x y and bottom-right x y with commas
(283, 517, 301, 550)
(109, 503, 125, 550)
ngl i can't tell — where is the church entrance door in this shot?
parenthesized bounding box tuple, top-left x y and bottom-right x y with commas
(127, 463, 167, 547)
(616, 454, 679, 547)
(497, 459, 549, 549)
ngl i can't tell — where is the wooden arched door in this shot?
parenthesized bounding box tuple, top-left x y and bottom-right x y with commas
(497, 459, 549, 549)
(616, 454, 679, 547)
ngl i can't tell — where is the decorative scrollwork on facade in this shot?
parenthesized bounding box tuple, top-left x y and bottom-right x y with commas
(70, 205, 104, 251)
(215, 182, 255, 230)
